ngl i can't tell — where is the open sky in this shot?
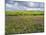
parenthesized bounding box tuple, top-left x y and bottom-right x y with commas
(5, 0, 44, 11)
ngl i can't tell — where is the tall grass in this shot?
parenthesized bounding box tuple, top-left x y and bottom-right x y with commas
(5, 16, 44, 34)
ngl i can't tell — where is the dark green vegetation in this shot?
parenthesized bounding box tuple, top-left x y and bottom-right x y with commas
(5, 10, 44, 35)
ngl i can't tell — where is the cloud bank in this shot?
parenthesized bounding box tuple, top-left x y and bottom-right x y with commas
(5, 0, 44, 11)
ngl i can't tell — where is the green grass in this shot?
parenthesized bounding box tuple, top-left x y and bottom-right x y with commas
(5, 10, 44, 16)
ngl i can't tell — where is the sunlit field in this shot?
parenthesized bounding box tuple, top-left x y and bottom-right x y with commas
(5, 10, 44, 35)
(5, 10, 44, 16)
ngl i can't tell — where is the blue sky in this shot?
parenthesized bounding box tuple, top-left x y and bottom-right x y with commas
(5, 0, 44, 11)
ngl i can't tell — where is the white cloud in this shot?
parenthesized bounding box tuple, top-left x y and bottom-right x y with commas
(6, 3, 13, 7)
(26, 8, 44, 11)
(28, 2, 34, 7)
(14, 2, 18, 6)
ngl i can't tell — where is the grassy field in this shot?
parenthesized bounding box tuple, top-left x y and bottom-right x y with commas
(5, 10, 44, 35)
(5, 10, 44, 16)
